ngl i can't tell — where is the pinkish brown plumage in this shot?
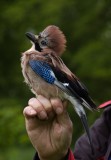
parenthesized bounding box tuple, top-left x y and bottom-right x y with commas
(21, 25, 97, 153)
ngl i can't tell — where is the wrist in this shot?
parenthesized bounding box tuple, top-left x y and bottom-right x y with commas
(38, 149, 68, 160)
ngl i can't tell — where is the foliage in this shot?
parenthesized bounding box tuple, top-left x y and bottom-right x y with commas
(0, 0, 111, 159)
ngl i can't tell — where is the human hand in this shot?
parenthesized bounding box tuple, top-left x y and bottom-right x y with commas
(23, 95, 73, 160)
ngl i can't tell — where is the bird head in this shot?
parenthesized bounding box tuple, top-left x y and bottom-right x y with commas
(26, 25, 66, 56)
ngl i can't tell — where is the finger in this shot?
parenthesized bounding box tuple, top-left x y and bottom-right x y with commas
(50, 98, 63, 115)
(28, 97, 48, 120)
(37, 95, 52, 113)
(63, 100, 68, 108)
(23, 106, 37, 119)
(37, 95, 56, 119)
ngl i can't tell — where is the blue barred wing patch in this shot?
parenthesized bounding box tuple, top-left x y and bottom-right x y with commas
(29, 60, 55, 84)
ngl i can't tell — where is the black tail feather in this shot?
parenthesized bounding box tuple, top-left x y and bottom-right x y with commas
(80, 112, 94, 155)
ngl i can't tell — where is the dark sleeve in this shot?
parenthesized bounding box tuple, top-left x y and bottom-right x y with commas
(74, 107, 111, 160)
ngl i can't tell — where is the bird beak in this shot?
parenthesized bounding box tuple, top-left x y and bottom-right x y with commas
(25, 32, 37, 43)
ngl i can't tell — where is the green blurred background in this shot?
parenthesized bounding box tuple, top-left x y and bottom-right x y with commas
(0, 0, 111, 159)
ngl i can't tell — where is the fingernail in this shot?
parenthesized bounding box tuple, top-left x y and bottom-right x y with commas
(39, 111, 47, 119)
(56, 108, 63, 115)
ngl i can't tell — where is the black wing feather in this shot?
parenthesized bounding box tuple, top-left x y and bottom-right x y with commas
(50, 65, 96, 109)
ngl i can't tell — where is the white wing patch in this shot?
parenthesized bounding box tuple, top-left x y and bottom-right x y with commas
(63, 83, 69, 87)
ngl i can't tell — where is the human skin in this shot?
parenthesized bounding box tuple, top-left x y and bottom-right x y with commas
(23, 95, 73, 160)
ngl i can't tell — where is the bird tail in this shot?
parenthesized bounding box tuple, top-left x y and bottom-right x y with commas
(67, 96, 94, 154)
(54, 80, 94, 153)
(80, 112, 94, 154)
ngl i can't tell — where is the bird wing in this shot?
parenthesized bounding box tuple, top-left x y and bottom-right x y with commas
(29, 53, 96, 110)
(49, 64, 96, 110)
(48, 53, 96, 109)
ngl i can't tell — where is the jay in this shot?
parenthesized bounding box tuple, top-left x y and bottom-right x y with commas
(21, 25, 97, 153)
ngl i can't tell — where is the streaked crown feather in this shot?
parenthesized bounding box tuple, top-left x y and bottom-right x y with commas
(40, 25, 66, 56)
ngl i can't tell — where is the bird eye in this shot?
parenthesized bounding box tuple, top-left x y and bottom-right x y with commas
(41, 40, 47, 46)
